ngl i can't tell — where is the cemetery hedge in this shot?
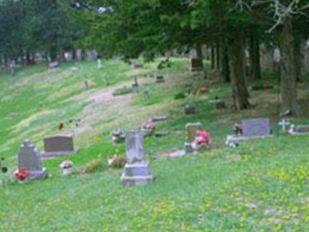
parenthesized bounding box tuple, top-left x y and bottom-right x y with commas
(0, 59, 308, 231)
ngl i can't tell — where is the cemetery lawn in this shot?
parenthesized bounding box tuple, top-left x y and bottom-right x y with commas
(0, 59, 309, 231)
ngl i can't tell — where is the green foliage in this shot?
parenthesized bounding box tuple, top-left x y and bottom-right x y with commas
(174, 92, 187, 100)
(79, 158, 103, 174)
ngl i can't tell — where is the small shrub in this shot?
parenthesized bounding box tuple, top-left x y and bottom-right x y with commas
(113, 87, 132, 96)
(79, 158, 102, 174)
(174, 92, 186, 100)
(107, 155, 126, 169)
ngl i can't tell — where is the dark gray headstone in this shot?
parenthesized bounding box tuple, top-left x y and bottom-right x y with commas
(242, 118, 271, 137)
(125, 132, 146, 164)
(17, 141, 48, 181)
(121, 131, 154, 187)
(191, 58, 203, 71)
(43, 135, 75, 157)
(131, 83, 139, 93)
(156, 76, 165, 83)
(215, 100, 226, 109)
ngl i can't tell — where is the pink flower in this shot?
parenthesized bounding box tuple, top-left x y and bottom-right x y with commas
(196, 130, 211, 145)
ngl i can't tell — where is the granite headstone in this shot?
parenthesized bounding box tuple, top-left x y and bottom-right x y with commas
(242, 118, 271, 137)
(17, 141, 48, 181)
(43, 135, 75, 157)
(121, 131, 154, 186)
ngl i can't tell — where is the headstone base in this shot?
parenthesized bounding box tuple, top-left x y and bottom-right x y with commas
(42, 151, 75, 158)
(184, 142, 194, 154)
(20, 168, 48, 182)
(226, 134, 273, 146)
(289, 125, 309, 136)
(121, 163, 154, 187)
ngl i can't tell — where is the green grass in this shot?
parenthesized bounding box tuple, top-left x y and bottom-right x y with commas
(0, 59, 308, 231)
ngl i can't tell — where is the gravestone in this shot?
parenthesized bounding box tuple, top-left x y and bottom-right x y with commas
(185, 122, 203, 154)
(215, 100, 226, 109)
(289, 125, 309, 135)
(242, 118, 271, 137)
(42, 135, 75, 158)
(191, 58, 203, 71)
(121, 131, 154, 187)
(186, 123, 203, 143)
(76, 49, 82, 62)
(226, 118, 272, 146)
(156, 75, 165, 83)
(143, 90, 150, 99)
(133, 64, 143, 69)
(17, 141, 48, 181)
(97, 58, 103, 69)
(151, 115, 168, 122)
(48, 61, 59, 69)
(131, 83, 139, 93)
(184, 105, 196, 115)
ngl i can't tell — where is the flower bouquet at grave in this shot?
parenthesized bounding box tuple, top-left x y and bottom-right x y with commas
(192, 130, 211, 150)
(0, 158, 9, 187)
(14, 166, 30, 183)
(142, 120, 156, 136)
(233, 123, 243, 136)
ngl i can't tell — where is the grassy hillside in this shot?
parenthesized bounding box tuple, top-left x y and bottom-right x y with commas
(0, 59, 308, 231)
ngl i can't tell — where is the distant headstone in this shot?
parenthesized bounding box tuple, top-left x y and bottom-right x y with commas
(43, 135, 75, 157)
(87, 50, 98, 60)
(184, 122, 203, 154)
(242, 118, 271, 137)
(191, 58, 203, 71)
(184, 105, 196, 115)
(215, 100, 226, 109)
(121, 131, 154, 187)
(48, 61, 59, 69)
(251, 84, 274, 91)
(17, 141, 48, 181)
(131, 83, 139, 93)
(289, 125, 309, 135)
(143, 90, 150, 99)
(64, 52, 73, 62)
(156, 75, 165, 83)
(133, 64, 143, 69)
(97, 58, 103, 69)
(186, 122, 203, 143)
(151, 115, 168, 122)
(76, 49, 82, 62)
(8, 62, 14, 76)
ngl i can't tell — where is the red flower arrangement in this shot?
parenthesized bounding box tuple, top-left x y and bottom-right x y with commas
(15, 166, 30, 181)
(196, 130, 211, 146)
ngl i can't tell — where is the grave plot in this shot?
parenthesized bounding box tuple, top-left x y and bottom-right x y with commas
(226, 118, 273, 146)
(42, 135, 75, 158)
(121, 131, 155, 187)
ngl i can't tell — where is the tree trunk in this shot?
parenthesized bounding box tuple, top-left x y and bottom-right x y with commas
(228, 33, 250, 110)
(293, 38, 301, 82)
(279, 19, 300, 116)
(220, 39, 230, 82)
(196, 43, 203, 59)
(215, 42, 220, 70)
(249, 35, 261, 79)
(210, 46, 215, 69)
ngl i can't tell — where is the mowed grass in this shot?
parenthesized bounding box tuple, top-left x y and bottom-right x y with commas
(0, 59, 309, 231)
